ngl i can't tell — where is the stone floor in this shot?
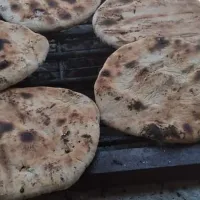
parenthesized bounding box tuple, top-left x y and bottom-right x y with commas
(35, 181, 200, 200)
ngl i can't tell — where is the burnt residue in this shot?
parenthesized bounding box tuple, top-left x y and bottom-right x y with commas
(125, 60, 138, 68)
(20, 131, 35, 143)
(143, 124, 181, 142)
(0, 121, 14, 137)
(127, 100, 146, 111)
(149, 37, 170, 52)
(112, 159, 123, 166)
(100, 70, 111, 77)
(20, 92, 33, 99)
(183, 123, 193, 133)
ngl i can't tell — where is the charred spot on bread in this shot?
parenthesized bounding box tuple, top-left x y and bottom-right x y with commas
(127, 100, 146, 111)
(20, 131, 35, 143)
(183, 123, 193, 133)
(58, 10, 71, 20)
(29, 1, 40, 11)
(195, 44, 200, 51)
(125, 60, 138, 68)
(0, 121, 14, 136)
(100, 19, 117, 26)
(149, 37, 170, 52)
(192, 111, 200, 120)
(57, 118, 66, 126)
(74, 5, 84, 12)
(46, 0, 58, 7)
(0, 60, 11, 70)
(174, 39, 181, 46)
(143, 124, 180, 142)
(194, 71, 200, 81)
(10, 4, 21, 12)
(101, 70, 111, 77)
(62, 0, 77, 3)
(20, 92, 33, 99)
(115, 96, 122, 101)
(0, 39, 10, 51)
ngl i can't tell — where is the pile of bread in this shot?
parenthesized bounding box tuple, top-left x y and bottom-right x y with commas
(1, 0, 200, 199)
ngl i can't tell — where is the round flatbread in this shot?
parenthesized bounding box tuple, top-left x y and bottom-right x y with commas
(0, 20, 49, 91)
(93, 0, 200, 48)
(95, 36, 200, 143)
(0, 87, 100, 200)
(0, 0, 101, 32)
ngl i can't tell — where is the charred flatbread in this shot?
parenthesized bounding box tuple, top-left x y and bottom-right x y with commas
(93, 0, 200, 48)
(0, 87, 100, 200)
(95, 37, 200, 143)
(0, 20, 49, 91)
(0, 0, 101, 32)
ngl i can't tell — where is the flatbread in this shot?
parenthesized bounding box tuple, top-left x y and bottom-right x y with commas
(93, 0, 200, 48)
(0, 0, 101, 32)
(0, 87, 100, 200)
(95, 36, 200, 143)
(0, 20, 49, 91)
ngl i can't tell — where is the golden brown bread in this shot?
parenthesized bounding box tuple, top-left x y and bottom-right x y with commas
(0, 87, 100, 200)
(0, 0, 101, 32)
(95, 37, 200, 143)
(93, 0, 200, 48)
(0, 20, 49, 91)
